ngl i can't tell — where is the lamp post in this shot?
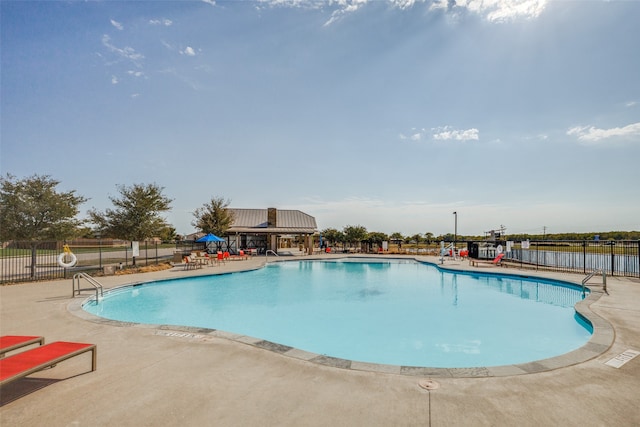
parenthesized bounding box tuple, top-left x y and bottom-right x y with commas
(453, 211, 457, 252)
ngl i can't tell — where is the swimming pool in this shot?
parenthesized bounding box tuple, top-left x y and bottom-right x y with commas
(84, 259, 592, 368)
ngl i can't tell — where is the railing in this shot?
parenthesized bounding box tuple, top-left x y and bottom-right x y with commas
(582, 269, 607, 297)
(0, 240, 174, 284)
(72, 272, 104, 301)
(466, 240, 639, 278)
(265, 250, 279, 262)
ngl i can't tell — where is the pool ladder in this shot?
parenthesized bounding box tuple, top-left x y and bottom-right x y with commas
(582, 268, 607, 297)
(265, 250, 279, 262)
(73, 272, 104, 302)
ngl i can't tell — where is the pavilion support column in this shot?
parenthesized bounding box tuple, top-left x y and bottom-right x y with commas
(306, 235, 313, 255)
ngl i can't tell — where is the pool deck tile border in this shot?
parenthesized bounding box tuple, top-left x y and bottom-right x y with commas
(68, 255, 616, 378)
(311, 355, 352, 369)
(283, 348, 319, 361)
(254, 340, 294, 354)
(350, 361, 403, 375)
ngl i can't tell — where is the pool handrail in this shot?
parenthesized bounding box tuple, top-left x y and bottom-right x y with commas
(582, 268, 607, 297)
(265, 250, 279, 262)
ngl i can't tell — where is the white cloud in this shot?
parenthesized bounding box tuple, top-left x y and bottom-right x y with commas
(256, 0, 546, 23)
(127, 70, 145, 78)
(110, 19, 123, 30)
(111, 75, 118, 84)
(432, 126, 479, 141)
(399, 127, 427, 141)
(181, 46, 196, 56)
(567, 122, 640, 143)
(149, 19, 173, 26)
(389, 0, 420, 10)
(432, 0, 547, 21)
(400, 126, 479, 142)
(101, 34, 144, 65)
(323, 0, 369, 26)
(479, 0, 547, 22)
(201, 0, 216, 5)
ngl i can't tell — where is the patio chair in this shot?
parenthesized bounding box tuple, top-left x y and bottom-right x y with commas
(0, 336, 45, 358)
(229, 250, 248, 261)
(183, 255, 202, 270)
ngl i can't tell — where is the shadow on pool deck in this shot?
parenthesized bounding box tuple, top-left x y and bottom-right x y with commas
(1, 254, 639, 426)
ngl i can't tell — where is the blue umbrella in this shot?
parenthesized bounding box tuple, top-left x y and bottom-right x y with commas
(196, 233, 225, 243)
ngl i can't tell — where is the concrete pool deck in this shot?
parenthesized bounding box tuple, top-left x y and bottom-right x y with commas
(1, 255, 639, 426)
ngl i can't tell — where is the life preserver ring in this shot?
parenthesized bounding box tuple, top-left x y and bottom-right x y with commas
(57, 252, 77, 268)
(496, 245, 503, 254)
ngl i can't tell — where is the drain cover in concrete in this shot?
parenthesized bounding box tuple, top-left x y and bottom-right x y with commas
(418, 379, 440, 390)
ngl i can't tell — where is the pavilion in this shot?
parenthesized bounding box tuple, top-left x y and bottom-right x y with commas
(225, 207, 318, 255)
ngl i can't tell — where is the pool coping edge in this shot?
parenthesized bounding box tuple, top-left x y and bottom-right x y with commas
(66, 257, 615, 378)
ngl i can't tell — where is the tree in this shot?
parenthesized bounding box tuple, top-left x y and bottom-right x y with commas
(441, 233, 455, 242)
(157, 225, 178, 242)
(343, 225, 368, 250)
(390, 232, 404, 242)
(367, 231, 389, 244)
(191, 196, 234, 237)
(0, 174, 87, 277)
(320, 228, 342, 248)
(409, 233, 423, 252)
(424, 232, 434, 244)
(88, 183, 172, 264)
(366, 231, 389, 252)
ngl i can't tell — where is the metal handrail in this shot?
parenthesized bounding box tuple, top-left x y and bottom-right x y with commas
(72, 272, 104, 301)
(265, 250, 279, 262)
(582, 268, 607, 297)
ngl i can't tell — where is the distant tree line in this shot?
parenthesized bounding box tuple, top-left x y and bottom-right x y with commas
(2, 173, 638, 255)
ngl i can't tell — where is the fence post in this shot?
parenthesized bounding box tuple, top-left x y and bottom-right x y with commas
(582, 241, 586, 274)
(155, 242, 159, 265)
(61, 240, 66, 279)
(611, 241, 616, 277)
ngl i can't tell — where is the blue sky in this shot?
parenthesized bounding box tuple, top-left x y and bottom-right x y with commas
(2, 0, 639, 237)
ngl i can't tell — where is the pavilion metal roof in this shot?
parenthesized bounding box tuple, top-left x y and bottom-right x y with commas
(226, 208, 318, 234)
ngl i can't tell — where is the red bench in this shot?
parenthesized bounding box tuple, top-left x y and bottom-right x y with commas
(0, 341, 96, 386)
(469, 253, 505, 267)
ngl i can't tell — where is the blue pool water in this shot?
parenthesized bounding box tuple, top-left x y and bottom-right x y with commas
(84, 259, 592, 367)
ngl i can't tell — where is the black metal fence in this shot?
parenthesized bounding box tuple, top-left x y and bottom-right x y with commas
(3, 239, 638, 284)
(467, 240, 640, 278)
(0, 240, 176, 284)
